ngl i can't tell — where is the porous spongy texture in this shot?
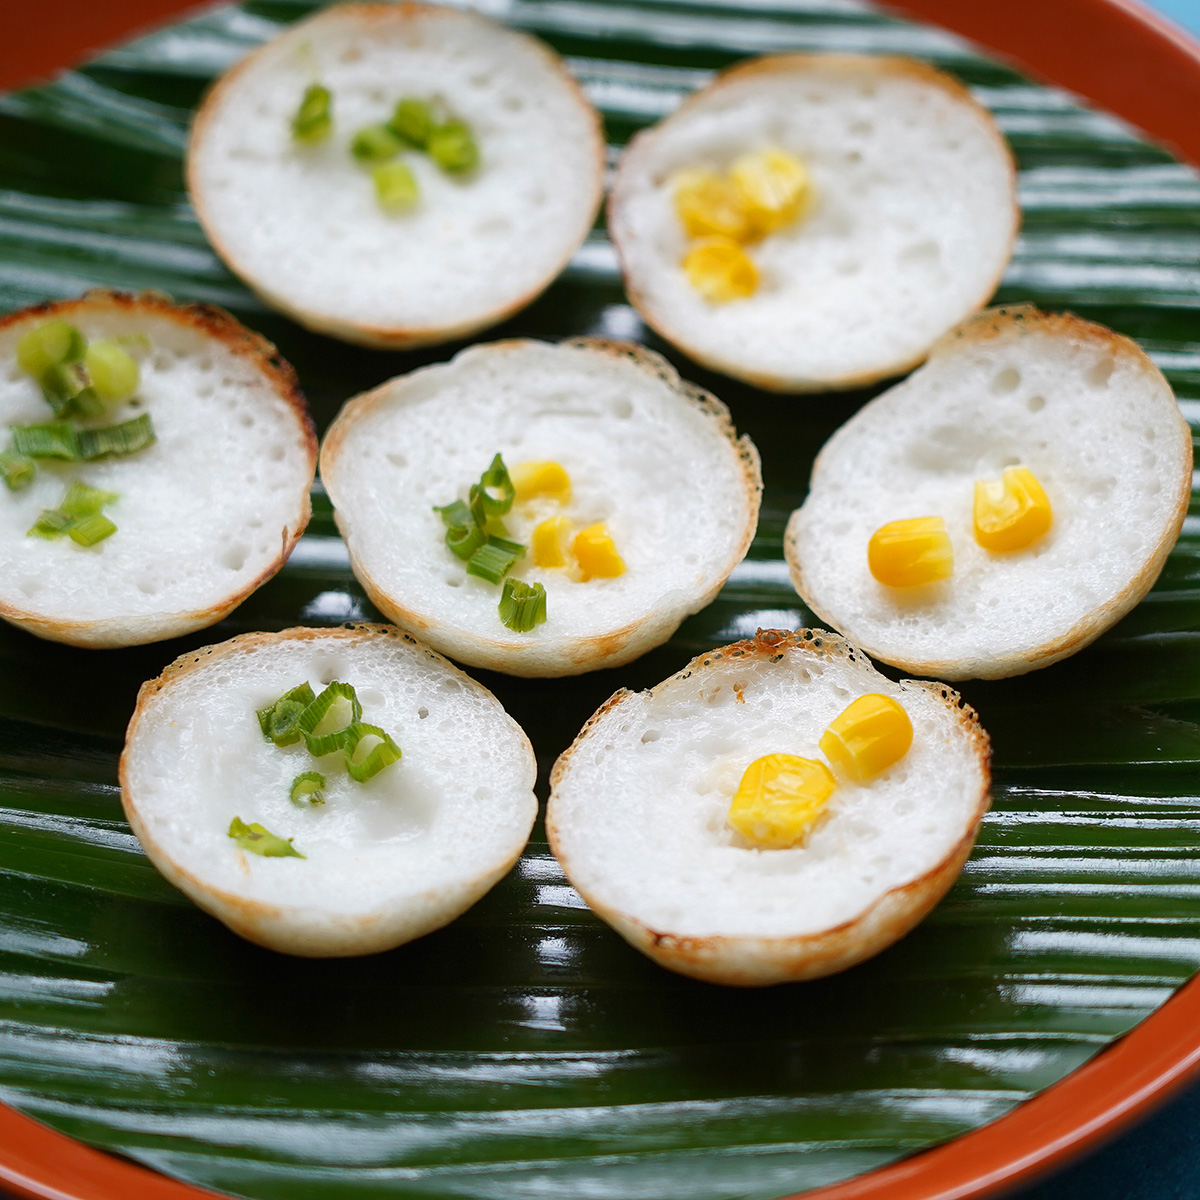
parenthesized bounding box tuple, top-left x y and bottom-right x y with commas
(547, 630, 991, 985)
(0, 291, 315, 648)
(320, 339, 762, 676)
(120, 625, 538, 957)
(188, 4, 604, 348)
(609, 55, 1017, 392)
(785, 307, 1193, 680)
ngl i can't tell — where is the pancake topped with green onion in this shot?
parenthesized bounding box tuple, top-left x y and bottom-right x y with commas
(121, 624, 538, 957)
(319, 338, 762, 677)
(0, 290, 316, 648)
(187, 3, 605, 349)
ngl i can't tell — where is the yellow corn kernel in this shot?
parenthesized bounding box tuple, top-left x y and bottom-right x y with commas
(819, 694, 913, 783)
(512, 460, 571, 504)
(673, 168, 753, 241)
(731, 148, 812, 236)
(532, 515, 573, 569)
(574, 522, 625, 581)
(728, 754, 836, 849)
(868, 517, 954, 588)
(973, 466, 1052, 552)
(683, 237, 759, 304)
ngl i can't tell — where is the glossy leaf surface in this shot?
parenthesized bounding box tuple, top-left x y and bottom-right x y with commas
(1, 2, 1200, 1198)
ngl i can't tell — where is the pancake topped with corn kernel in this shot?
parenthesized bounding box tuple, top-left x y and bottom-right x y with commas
(319, 338, 761, 677)
(784, 306, 1192, 679)
(608, 54, 1017, 392)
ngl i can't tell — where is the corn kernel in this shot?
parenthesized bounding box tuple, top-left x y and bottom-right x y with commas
(673, 168, 753, 241)
(532, 515, 573, 569)
(974, 466, 1052, 553)
(512, 460, 571, 504)
(728, 754, 836, 849)
(731, 148, 812, 236)
(868, 517, 954, 588)
(819, 694, 912, 783)
(683, 237, 759, 303)
(574, 522, 625, 580)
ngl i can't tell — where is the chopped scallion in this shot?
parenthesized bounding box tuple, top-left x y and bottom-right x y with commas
(84, 340, 140, 402)
(343, 722, 402, 782)
(60, 481, 119, 518)
(25, 480, 120, 543)
(257, 682, 317, 747)
(67, 513, 117, 547)
(228, 816, 305, 859)
(298, 681, 363, 757)
(28, 508, 73, 539)
(478, 453, 515, 516)
(352, 123, 405, 163)
(434, 498, 473, 528)
(428, 120, 479, 173)
(445, 520, 486, 561)
(12, 421, 79, 460)
(17, 321, 85, 380)
(372, 161, 419, 213)
(498, 577, 548, 633)
(41, 361, 92, 416)
(466, 535, 525, 584)
(389, 97, 434, 148)
(290, 770, 327, 806)
(75, 413, 156, 460)
(0, 447, 35, 491)
(292, 84, 332, 144)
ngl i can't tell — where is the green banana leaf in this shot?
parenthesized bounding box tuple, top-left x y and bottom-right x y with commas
(2, 1, 1200, 1197)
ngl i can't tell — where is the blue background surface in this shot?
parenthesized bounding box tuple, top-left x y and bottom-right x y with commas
(1151, 0, 1200, 34)
(1008, 4, 1200, 1197)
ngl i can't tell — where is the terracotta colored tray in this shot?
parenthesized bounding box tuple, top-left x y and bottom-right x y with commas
(1, 2, 1199, 1199)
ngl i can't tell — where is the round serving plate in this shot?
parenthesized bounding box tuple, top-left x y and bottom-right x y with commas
(1, 2, 1199, 1199)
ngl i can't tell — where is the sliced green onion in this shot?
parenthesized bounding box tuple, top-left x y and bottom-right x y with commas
(289, 770, 326, 806)
(228, 816, 305, 859)
(351, 123, 405, 163)
(257, 682, 317, 747)
(60, 481, 119, 518)
(26, 481, 119, 543)
(40, 361, 92, 415)
(67, 513, 117, 547)
(498, 577, 548, 633)
(480, 453, 515, 513)
(445, 520, 486, 561)
(84, 340, 139, 402)
(0, 447, 35, 491)
(466, 535, 525, 584)
(17, 321, 85, 379)
(468, 453, 515, 525)
(27, 508, 73, 539)
(434, 498, 472, 527)
(76, 414, 156, 460)
(372, 161, 419, 213)
(428, 120, 479, 173)
(12, 422, 78, 460)
(343, 722, 402, 783)
(298, 681, 363, 757)
(389, 97, 434, 148)
(292, 84, 332, 144)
